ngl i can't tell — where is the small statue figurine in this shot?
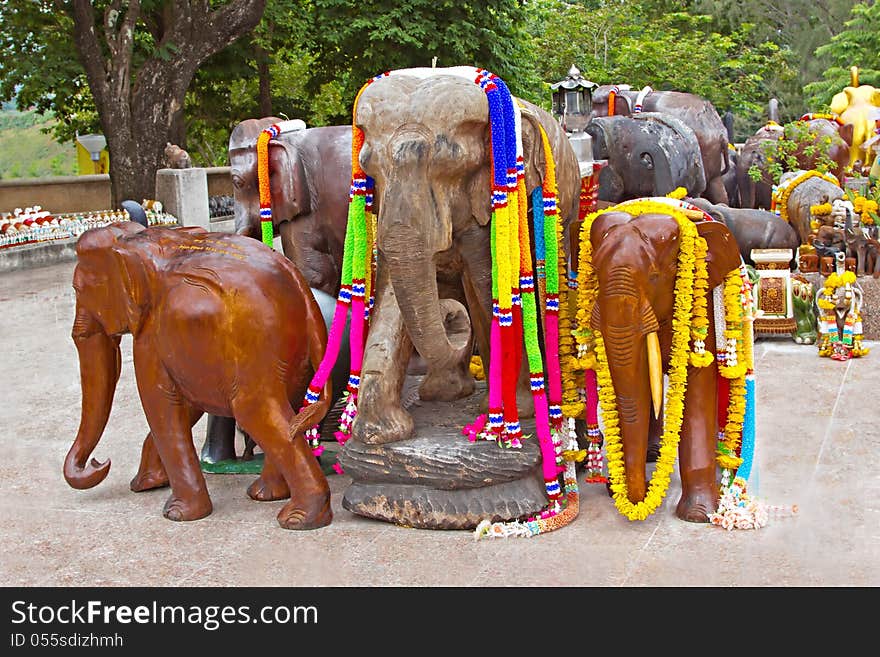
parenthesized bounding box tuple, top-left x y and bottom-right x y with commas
(164, 142, 192, 169)
(791, 275, 818, 345)
(816, 252, 869, 360)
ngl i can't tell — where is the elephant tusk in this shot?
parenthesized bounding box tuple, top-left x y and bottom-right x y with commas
(647, 331, 662, 419)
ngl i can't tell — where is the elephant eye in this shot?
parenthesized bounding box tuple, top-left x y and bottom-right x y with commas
(231, 173, 246, 189)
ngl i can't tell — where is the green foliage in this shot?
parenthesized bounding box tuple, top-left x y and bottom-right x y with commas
(526, 1, 795, 139)
(804, 2, 880, 107)
(2, 0, 878, 176)
(747, 120, 836, 184)
(0, 110, 77, 179)
(307, 0, 542, 122)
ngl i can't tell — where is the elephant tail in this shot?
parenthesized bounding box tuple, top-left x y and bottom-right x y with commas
(290, 287, 334, 441)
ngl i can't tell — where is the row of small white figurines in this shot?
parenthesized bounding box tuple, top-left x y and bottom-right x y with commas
(0, 205, 177, 247)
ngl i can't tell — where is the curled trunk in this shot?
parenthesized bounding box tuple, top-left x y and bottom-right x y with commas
(64, 320, 121, 489)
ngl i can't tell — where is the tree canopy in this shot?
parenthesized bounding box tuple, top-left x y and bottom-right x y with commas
(2, 0, 879, 187)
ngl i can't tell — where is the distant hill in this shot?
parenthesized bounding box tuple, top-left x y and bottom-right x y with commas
(0, 109, 78, 179)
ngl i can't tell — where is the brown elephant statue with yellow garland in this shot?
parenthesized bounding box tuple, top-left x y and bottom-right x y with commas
(66, 222, 333, 529)
(574, 198, 745, 522)
(830, 67, 880, 170)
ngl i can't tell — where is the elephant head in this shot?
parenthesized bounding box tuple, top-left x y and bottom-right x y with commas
(65, 222, 152, 489)
(355, 69, 578, 400)
(228, 116, 309, 238)
(588, 211, 741, 507)
(779, 170, 845, 244)
(590, 84, 632, 117)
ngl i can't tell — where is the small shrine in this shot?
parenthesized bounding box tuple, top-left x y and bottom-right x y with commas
(750, 248, 797, 335)
(550, 65, 598, 135)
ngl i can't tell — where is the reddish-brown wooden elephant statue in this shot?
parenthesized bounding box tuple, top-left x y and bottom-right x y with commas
(65, 222, 333, 529)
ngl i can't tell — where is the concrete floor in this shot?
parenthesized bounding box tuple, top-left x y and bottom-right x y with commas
(2, 260, 878, 587)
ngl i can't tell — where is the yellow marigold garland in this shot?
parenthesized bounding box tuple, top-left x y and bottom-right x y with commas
(559, 219, 583, 419)
(718, 270, 749, 380)
(689, 235, 714, 368)
(581, 200, 699, 520)
(715, 267, 753, 471)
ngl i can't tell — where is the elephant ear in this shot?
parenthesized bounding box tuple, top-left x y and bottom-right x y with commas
(468, 166, 491, 226)
(697, 220, 742, 289)
(110, 242, 151, 335)
(518, 104, 547, 195)
(830, 91, 849, 116)
(269, 138, 310, 222)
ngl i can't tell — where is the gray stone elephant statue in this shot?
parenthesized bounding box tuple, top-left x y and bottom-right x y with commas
(586, 112, 706, 203)
(202, 119, 353, 466)
(347, 67, 581, 446)
(591, 85, 730, 204)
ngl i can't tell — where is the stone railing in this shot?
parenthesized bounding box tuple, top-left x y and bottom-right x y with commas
(0, 166, 235, 273)
(0, 167, 233, 216)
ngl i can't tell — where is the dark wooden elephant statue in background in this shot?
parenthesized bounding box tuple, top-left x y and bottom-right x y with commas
(228, 117, 351, 296)
(66, 222, 333, 529)
(203, 119, 354, 465)
(591, 85, 731, 204)
(586, 112, 706, 203)
(737, 117, 852, 210)
(687, 197, 800, 266)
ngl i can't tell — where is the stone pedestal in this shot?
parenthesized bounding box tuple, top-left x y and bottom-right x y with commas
(155, 168, 209, 230)
(339, 380, 548, 530)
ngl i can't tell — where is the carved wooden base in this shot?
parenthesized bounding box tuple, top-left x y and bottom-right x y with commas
(339, 379, 548, 529)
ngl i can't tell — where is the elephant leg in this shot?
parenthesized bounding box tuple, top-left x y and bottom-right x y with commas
(237, 398, 331, 530)
(247, 455, 290, 502)
(675, 362, 719, 523)
(704, 176, 730, 206)
(200, 414, 237, 464)
(279, 221, 339, 297)
(134, 349, 213, 522)
(131, 402, 204, 492)
(352, 263, 415, 444)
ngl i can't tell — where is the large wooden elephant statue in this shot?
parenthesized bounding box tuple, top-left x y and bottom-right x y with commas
(65, 222, 333, 529)
(578, 201, 743, 522)
(347, 67, 581, 446)
(591, 85, 731, 204)
(585, 112, 706, 203)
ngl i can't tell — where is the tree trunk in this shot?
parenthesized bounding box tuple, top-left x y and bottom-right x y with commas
(256, 45, 273, 117)
(69, 0, 268, 207)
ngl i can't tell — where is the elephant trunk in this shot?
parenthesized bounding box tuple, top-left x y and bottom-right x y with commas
(380, 167, 468, 376)
(651, 153, 677, 197)
(384, 233, 465, 375)
(64, 309, 121, 489)
(598, 269, 662, 503)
